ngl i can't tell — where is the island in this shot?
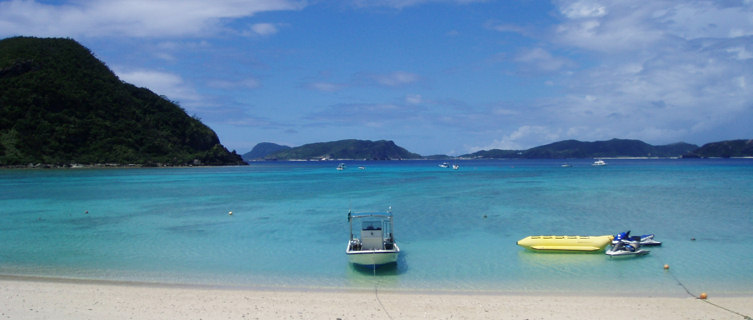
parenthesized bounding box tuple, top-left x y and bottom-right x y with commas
(0, 36, 245, 167)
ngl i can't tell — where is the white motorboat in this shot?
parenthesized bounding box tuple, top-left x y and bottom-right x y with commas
(336, 163, 346, 170)
(606, 240, 649, 257)
(592, 159, 607, 166)
(346, 209, 400, 267)
(439, 162, 449, 168)
(452, 164, 459, 170)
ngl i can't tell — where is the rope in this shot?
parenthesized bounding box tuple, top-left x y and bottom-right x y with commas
(665, 266, 752, 319)
(372, 265, 394, 320)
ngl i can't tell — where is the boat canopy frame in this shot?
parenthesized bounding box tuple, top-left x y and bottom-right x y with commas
(347, 209, 394, 242)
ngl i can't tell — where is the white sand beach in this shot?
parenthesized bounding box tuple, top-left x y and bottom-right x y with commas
(1, 277, 751, 320)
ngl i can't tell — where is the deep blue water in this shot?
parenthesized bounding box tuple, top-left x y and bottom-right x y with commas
(1, 159, 752, 296)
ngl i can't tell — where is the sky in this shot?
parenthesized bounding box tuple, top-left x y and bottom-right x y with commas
(1, 0, 752, 156)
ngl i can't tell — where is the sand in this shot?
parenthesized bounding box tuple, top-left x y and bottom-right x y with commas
(1, 277, 752, 320)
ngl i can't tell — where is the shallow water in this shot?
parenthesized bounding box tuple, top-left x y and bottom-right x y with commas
(1, 159, 752, 296)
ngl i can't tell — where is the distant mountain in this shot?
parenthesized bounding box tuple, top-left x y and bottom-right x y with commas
(462, 139, 698, 159)
(683, 139, 753, 158)
(243, 142, 290, 161)
(464, 149, 524, 159)
(0, 36, 245, 166)
(264, 139, 421, 160)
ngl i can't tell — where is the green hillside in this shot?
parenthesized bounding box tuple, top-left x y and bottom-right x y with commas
(0, 36, 244, 166)
(265, 139, 421, 160)
(462, 139, 698, 159)
(242, 142, 290, 161)
(684, 139, 753, 158)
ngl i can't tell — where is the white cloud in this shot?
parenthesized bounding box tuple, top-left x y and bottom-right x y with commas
(554, 1, 666, 53)
(727, 46, 753, 60)
(405, 94, 423, 104)
(515, 47, 574, 72)
(115, 68, 202, 105)
(247, 23, 280, 37)
(370, 71, 420, 87)
(306, 82, 346, 92)
(554, 1, 753, 53)
(0, 0, 305, 38)
(350, 0, 487, 9)
(558, 0, 607, 19)
(209, 78, 261, 89)
(509, 0, 753, 147)
(480, 126, 560, 151)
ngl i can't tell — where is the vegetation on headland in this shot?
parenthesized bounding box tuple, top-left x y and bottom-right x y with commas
(262, 139, 421, 160)
(683, 139, 753, 158)
(242, 142, 290, 161)
(249, 138, 753, 161)
(0, 36, 245, 167)
(462, 139, 699, 159)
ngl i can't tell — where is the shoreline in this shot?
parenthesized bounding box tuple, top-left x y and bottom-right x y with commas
(2, 276, 752, 319)
(4, 273, 752, 299)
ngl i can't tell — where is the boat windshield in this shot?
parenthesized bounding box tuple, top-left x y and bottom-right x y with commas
(362, 220, 382, 230)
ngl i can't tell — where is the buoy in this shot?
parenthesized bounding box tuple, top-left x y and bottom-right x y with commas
(691, 237, 696, 241)
(85, 210, 88, 214)
(663, 264, 669, 270)
(700, 292, 707, 299)
(228, 211, 233, 215)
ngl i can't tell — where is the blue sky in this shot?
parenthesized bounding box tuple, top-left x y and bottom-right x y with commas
(2, 0, 752, 155)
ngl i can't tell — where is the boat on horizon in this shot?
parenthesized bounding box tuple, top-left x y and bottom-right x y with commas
(592, 159, 607, 166)
(346, 209, 400, 268)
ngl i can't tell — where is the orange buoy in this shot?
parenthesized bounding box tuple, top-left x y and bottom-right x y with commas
(663, 264, 669, 270)
(700, 292, 707, 299)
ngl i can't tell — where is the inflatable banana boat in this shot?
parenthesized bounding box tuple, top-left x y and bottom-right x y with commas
(517, 235, 613, 252)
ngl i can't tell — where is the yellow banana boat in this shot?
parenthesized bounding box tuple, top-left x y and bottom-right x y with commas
(517, 235, 613, 252)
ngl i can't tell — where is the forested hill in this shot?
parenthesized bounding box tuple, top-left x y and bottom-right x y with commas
(264, 139, 421, 160)
(683, 139, 753, 158)
(463, 139, 699, 159)
(242, 142, 290, 161)
(0, 36, 245, 166)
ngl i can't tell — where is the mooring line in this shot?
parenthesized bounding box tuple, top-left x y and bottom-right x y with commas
(372, 265, 394, 320)
(665, 265, 751, 319)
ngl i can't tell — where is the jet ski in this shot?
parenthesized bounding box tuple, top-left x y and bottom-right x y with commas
(613, 231, 661, 246)
(606, 239, 650, 257)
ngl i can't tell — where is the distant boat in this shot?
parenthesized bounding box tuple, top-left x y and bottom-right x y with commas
(336, 163, 346, 170)
(452, 164, 459, 170)
(439, 162, 449, 168)
(561, 164, 572, 168)
(592, 159, 607, 166)
(346, 209, 400, 267)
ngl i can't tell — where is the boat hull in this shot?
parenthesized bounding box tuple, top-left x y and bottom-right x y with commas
(517, 235, 613, 252)
(346, 244, 400, 267)
(606, 249, 650, 257)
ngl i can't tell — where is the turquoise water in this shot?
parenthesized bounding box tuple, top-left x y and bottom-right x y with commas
(1, 159, 752, 296)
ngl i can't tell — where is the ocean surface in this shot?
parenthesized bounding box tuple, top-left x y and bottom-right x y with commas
(1, 159, 752, 296)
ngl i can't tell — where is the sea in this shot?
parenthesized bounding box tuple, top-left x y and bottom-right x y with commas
(1, 159, 752, 296)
